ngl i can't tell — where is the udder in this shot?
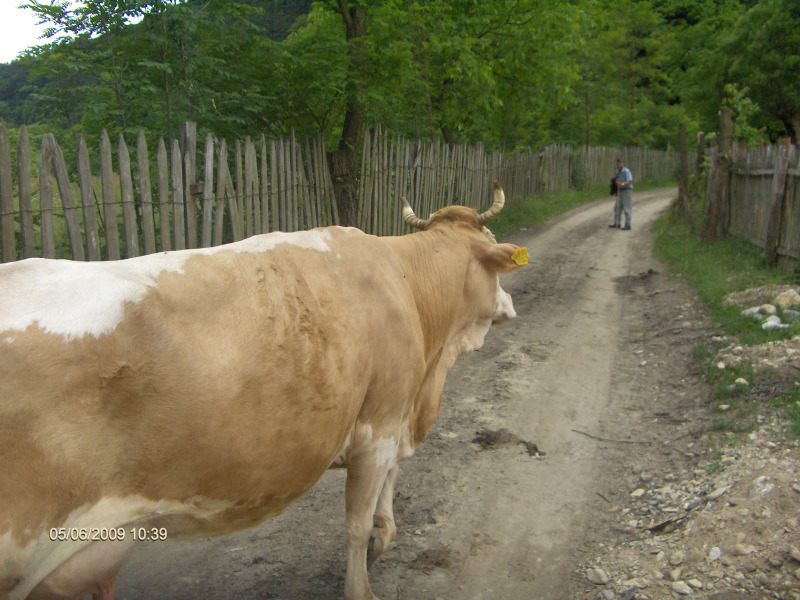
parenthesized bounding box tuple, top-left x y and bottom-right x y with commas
(25, 539, 134, 600)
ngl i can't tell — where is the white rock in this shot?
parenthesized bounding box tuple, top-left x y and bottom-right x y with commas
(774, 289, 800, 309)
(716, 361, 726, 370)
(621, 578, 648, 589)
(587, 567, 610, 585)
(763, 318, 790, 330)
(669, 550, 686, 566)
(762, 315, 789, 330)
(733, 543, 756, 556)
(708, 547, 723, 561)
(760, 303, 778, 315)
(630, 488, 646, 499)
(708, 485, 731, 501)
(688, 579, 704, 589)
(672, 581, 693, 595)
(789, 545, 800, 562)
(734, 377, 749, 388)
(742, 306, 760, 318)
(752, 476, 776, 497)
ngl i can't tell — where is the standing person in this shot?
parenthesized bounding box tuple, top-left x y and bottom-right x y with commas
(614, 158, 633, 230)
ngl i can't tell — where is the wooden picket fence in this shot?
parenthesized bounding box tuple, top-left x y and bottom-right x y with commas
(714, 142, 800, 266)
(357, 127, 678, 236)
(0, 121, 679, 263)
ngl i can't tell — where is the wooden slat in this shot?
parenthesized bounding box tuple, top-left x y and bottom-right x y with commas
(304, 137, 317, 229)
(77, 136, 101, 261)
(38, 135, 56, 258)
(0, 122, 14, 261)
(171, 139, 186, 250)
(182, 122, 198, 248)
(50, 134, 85, 261)
(244, 137, 255, 237)
(213, 139, 227, 247)
(137, 131, 157, 255)
(224, 149, 243, 241)
(260, 135, 269, 234)
(17, 126, 34, 258)
(201, 134, 214, 247)
(235, 140, 244, 238)
(118, 135, 139, 258)
(100, 130, 120, 260)
(157, 138, 171, 251)
(270, 139, 279, 232)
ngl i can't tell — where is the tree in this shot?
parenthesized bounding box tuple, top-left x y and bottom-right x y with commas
(723, 0, 800, 141)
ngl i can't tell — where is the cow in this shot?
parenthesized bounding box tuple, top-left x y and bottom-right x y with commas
(0, 182, 527, 600)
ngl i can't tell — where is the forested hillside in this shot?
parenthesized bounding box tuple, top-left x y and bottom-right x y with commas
(0, 0, 797, 153)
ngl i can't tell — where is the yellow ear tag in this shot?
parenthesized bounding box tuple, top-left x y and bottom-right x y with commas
(511, 247, 529, 266)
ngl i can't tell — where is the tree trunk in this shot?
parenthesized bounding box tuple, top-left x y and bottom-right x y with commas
(327, 0, 368, 227)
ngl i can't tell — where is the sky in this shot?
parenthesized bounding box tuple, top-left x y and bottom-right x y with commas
(0, 4, 50, 63)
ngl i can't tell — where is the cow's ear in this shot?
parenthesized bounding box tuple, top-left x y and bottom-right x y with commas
(480, 243, 528, 273)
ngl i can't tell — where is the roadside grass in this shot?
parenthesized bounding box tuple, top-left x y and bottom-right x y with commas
(655, 210, 800, 442)
(490, 178, 675, 242)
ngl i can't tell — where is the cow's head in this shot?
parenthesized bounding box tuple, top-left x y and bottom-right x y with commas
(401, 181, 527, 330)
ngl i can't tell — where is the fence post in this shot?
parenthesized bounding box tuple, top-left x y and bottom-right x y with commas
(701, 107, 733, 241)
(676, 123, 690, 220)
(764, 140, 792, 267)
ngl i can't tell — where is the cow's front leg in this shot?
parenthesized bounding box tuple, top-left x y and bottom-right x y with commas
(367, 463, 398, 568)
(344, 453, 394, 600)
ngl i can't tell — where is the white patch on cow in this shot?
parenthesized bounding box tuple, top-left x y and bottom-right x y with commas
(373, 437, 400, 468)
(493, 276, 517, 323)
(9, 494, 237, 600)
(0, 229, 337, 341)
(333, 423, 399, 470)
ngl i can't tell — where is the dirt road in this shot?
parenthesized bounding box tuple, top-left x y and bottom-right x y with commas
(117, 187, 719, 599)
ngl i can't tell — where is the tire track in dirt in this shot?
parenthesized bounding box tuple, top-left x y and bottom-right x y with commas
(369, 189, 677, 600)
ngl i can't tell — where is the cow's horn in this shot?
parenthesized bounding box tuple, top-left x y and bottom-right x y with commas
(401, 198, 430, 230)
(477, 181, 505, 225)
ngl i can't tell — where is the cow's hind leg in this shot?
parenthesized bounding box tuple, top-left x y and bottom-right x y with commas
(367, 463, 399, 568)
(344, 453, 394, 600)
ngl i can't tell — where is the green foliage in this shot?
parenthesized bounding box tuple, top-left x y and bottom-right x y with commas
(653, 212, 797, 345)
(3, 0, 798, 151)
(722, 0, 800, 139)
(655, 207, 800, 441)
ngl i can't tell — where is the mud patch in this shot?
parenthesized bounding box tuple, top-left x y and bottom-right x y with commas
(408, 548, 453, 574)
(613, 268, 658, 294)
(472, 428, 544, 457)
